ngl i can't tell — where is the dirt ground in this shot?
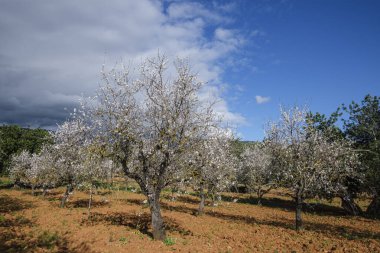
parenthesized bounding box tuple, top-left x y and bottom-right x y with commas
(0, 182, 379, 253)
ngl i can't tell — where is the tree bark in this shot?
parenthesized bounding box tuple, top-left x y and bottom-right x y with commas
(295, 191, 303, 231)
(366, 193, 380, 217)
(148, 191, 166, 241)
(197, 183, 205, 215)
(60, 184, 73, 208)
(42, 185, 47, 197)
(88, 184, 94, 219)
(341, 195, 362, 216)
(257, 188, 262, 206)
(31, 185, 35, 196)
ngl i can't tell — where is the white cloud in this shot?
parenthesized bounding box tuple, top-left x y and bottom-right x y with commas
(0, 0, 248, 127)
(255, 95, 271, 104)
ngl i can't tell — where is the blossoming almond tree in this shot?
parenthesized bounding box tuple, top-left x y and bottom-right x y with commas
(239, 143, 277, 205)
(266, 106, 360, 231)
(9, 150, 37, 194)
(189, 129, 236, 215)
(54, 117, 89, 207)
(85, 55, 216, 240)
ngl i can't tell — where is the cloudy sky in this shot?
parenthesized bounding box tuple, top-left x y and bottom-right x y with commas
(1, 0, 379, 140)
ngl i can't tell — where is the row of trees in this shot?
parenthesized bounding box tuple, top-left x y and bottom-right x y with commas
(0, 125, 51, 175)
(6, 55, 379, 240)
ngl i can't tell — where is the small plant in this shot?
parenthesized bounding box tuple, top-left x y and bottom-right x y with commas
(119, 236, 128, 244)
(15, 215, 30, 225)
(0, 215, 6, 223)
(0, 178, 13, 187)
(37, 231, 60, 249)
(163, 237, 176, 246)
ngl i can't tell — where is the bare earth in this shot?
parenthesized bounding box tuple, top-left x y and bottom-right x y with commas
(1, 185, 379, 253)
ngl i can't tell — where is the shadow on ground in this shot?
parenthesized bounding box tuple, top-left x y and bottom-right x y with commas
(162, 199, 380, 241)
(69, 199, 111, 209)
(0, 194, 34, 213)
(85, 211, 192, 238)
(221, 194, 347, 217)
(0, 194, 95, 253)
(122, 195, 380, 241)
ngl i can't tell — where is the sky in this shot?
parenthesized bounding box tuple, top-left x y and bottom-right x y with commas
(0, 0, 379, 140)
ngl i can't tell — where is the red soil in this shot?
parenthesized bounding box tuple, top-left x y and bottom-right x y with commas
(0, 187, 379, 253)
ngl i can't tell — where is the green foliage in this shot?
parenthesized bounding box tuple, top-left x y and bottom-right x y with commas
(306, 110, 344, 141)
(0, 178, 13, 187)
(163, 237, 176, 246)
(342, 95, 380, 194)
(0, 125, 52, 175)
(230, 139, 257, 158)
(119, 236, 128, 244)
(36, 231, 60, 249)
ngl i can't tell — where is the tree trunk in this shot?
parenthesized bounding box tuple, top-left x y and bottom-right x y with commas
(197, 184, 205, 215)
(257, 188, 262, 206)
(42, 185, 47, 197)
(210, 196, 215, 206)
(366, 193, 380, 217)
(60, 184, 73, 208)
(31, 185, 35, 196)
(88, 184, 94, 219)
(295, 191, 303, 231)
(148, 191, 166, 241)
(341, 195, 362, 216)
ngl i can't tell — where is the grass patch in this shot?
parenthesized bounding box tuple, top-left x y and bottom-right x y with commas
(163, 237, 176, 246)
(119, 236, 128, 244)
(0, 214, 6, 223)
(37, 230, 60, 249)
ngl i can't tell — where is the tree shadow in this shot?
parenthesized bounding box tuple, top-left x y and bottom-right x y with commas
(158, 197, 380, 241)
(160, 202, 198, 215)
(207, 209, 380, 240)
(84, 211, 192, 238)
(0, 183, 14, 190)
(175, 195, 205, 205)
(0, 195, 34, 213)
(0, 227, 96, 253)
(123, 198, 147, 206)
(221, 194, 347, 217)
(68, 199, 111, 209)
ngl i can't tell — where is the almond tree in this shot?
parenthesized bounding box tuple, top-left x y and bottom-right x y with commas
(239, 143, 277, 205)
(9, 144, 59, 195)
(189, 129, 236, 215)
(266, 106, 360, 231)
(86, 55, 216, 240)
(33, 145, 60, 196)
(9, 150, 37, 194)
(54, 117, 89, 207)
(78, 145, 114, 218)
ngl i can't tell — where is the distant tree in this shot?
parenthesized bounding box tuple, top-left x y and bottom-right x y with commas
(34, 145, 60, 196)
(266, 106, 360, 230)
(189, 129, 236, 215)
(231, 140, 257, 193)
(342, 95, 380, 217)
(53, 118, 88, 207)
(0, 125, 52, 175)
(239, 143, 277, 205)
(307, 111, 363, 215)
(78, 144, 113, 218)
(8, 148, 56, 195)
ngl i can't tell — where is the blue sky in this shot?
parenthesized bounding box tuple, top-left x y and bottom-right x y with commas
(0, 0, 379, 140)
(215, 0, 380, 140)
